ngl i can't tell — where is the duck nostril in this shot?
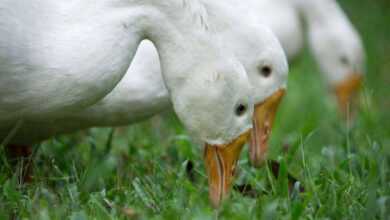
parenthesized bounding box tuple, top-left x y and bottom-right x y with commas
(260, 65, 272, 77)
(235, 104, 247, 116)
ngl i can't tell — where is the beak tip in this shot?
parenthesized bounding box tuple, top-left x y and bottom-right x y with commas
(210, 196, 221, 208)
(204, 130, 251, 208)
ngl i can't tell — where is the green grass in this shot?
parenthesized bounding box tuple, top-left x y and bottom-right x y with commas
(1, 0, 389, 219)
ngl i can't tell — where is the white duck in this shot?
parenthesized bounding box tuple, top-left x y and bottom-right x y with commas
(255, 0, 365, 115)
(1, 0, 289, 206)
(0, 0, 255, 205)
(73, 0, 289, 170)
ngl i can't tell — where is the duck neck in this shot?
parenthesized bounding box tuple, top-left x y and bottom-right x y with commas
(293, 0, 345, 26)
(134, 0, 218, 95)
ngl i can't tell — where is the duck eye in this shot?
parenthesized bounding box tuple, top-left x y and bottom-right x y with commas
(259, 65, 272, 77)
(235, 104, 247, 116)
(340, 56, 349, 65)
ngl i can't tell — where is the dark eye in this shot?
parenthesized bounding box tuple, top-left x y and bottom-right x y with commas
(340, 56, 349, 65)
(235, 104, 247, 116)
(259, 65, 272, 77)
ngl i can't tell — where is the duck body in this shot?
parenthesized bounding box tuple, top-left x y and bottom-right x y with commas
(2, 0, 288, 145)
(1, 40, 168, 144)
(0, 0, 142, 123)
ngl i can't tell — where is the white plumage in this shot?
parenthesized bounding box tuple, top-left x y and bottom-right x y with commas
(0, 0, 254, 146)
(256, 0, 365, 84)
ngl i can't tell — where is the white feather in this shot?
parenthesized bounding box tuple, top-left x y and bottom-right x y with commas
(0, 0, 254, 146)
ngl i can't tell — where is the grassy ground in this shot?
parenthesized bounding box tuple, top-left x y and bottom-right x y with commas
(1, 0, 389, 219)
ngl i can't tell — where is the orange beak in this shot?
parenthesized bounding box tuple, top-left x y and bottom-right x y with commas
(334, 73, 362, 117)
(249, 89, 285, 167)
(204, 130, 251, 207)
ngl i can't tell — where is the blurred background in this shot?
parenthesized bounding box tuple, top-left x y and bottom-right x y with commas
(0, 0, 389, 219)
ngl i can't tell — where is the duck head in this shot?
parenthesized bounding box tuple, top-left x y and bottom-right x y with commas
(218, 20, 289, 167)
(165, 51, 254, 207)
(198, 0, 289, 168)
(307, 12, 365, 117)
(240, 26, 288, 167)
